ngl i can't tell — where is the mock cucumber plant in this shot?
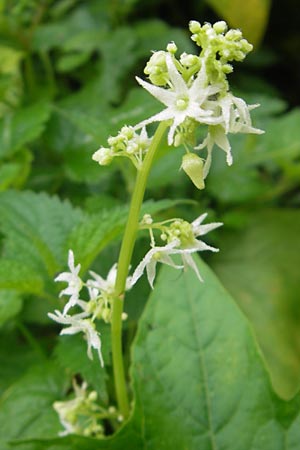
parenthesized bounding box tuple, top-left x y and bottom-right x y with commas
(49, 20, 263, 437)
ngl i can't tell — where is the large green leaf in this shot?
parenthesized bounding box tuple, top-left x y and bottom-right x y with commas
(68, 199, 184, 272)
(211, 209, 300, 399)
(0, 102, 51, 158)
(205, 0, 271, 47)
(0, 190, 84, 277)
(0, 363, 66, 450)
(16, 258, 300, 449)
(0, 289, 22, 326)
(0, 260, 44, 294)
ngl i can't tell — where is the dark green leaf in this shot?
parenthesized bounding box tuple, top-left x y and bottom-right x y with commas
(0, 290, 22, 326)
(20, 258, 300, 449)
(0, 363, 67, 450)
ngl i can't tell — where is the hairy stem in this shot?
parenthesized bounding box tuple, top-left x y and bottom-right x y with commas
(111, 121, 168, 418)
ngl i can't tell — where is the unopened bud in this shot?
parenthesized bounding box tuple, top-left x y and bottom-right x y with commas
(181, 153, 205, 190)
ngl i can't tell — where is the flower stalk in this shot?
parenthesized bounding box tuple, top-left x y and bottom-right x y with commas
(111, 121, 169, 418)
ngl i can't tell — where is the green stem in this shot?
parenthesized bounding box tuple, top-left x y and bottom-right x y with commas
(111, 121, 168, 418)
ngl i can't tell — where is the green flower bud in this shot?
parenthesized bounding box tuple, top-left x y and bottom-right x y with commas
(92, 148, 113, 165)
(167, 41, 177, 54)
(181, 153, 205, 190)
(213, 21, 227, 34)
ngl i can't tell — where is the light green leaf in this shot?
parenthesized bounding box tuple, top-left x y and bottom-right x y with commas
(0, 102, 51, 158)
(0, 190, 84, 276)
(205, 0, 271, 47)
(68, 199, 185, 272)
(0, 260, 44, 294)
(18, 258, 300, 449)
(0, 290, 22, 326)
(211, 209, 300, 399)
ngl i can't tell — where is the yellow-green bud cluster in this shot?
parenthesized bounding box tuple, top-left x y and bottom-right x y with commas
(189, 20, 253, 84)
(166, 220, 195, 247)
(54, 382, 106, 438)
(144, 50, 169, 86)
(92, 125, 151, 169)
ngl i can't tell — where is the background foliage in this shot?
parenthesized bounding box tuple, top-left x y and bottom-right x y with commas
(0, 0, 300, 448)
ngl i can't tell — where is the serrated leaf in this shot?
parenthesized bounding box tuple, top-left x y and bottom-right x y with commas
(0, 260, 44, 293)
(0, 190, 84, 276)
(68, 199, 185, 272)
(0, 363, 66, 450)
(18, 258, 300, 449)
(205, 0, 271, 47)
(0, 102, 51, 158)
(0, 289, 22, 326)
(211, 209, 300, 399)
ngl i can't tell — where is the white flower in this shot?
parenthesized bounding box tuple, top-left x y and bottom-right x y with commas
(131, 214, 222, 287)
(135, 54, 221, 145)
(87, 263, 132, 294)
(197, 93, 264, 176)
(48, 310, 104, 367)
(130, 240, 183, 288)
(55, 250, 82, 314)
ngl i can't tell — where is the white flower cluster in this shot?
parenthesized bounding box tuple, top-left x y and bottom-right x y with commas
(54, 380, 120, 437)
(133, 20, 264, 185)
(48, 251, 132, 367)
(131, 213, 222, 288)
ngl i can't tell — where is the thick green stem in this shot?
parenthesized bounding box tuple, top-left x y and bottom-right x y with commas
(111, 121, 168, 418)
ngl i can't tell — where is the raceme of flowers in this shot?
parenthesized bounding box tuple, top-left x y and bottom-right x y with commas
(48, 250, 132, 367)
(48, 212, 221, 360)
(54, 380, 122, 437)
(131, 213, 223, 288)
(93, 20, 264, 189)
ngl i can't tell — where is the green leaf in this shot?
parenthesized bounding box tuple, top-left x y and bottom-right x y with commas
(32, 6, 99, 52)
(19, 258, 300, 449)
(0, 190, 84, 276)
(54, 327, 110, 403)
(0, 260, 44, 293)
(0, 330, 41, 395)
(254, 108, 300, 165)
(211, 209, 300, 399)
(0, 363, 66, 450)
(0, 102, 51, 158)
(205, 0, 271, 47)
(0, 289, 22, 326)
(68, 199, 185, 272)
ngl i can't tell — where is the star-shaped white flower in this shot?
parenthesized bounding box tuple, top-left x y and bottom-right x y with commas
(55, 250, 82, 314)
(197, 93, 264, 177)
(48, 310, 104, 367)
(87, 263, 132, 294)
(130, 240, 183, 288)
(135, 54, 221, 145)
(131, 214, 222, 288)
